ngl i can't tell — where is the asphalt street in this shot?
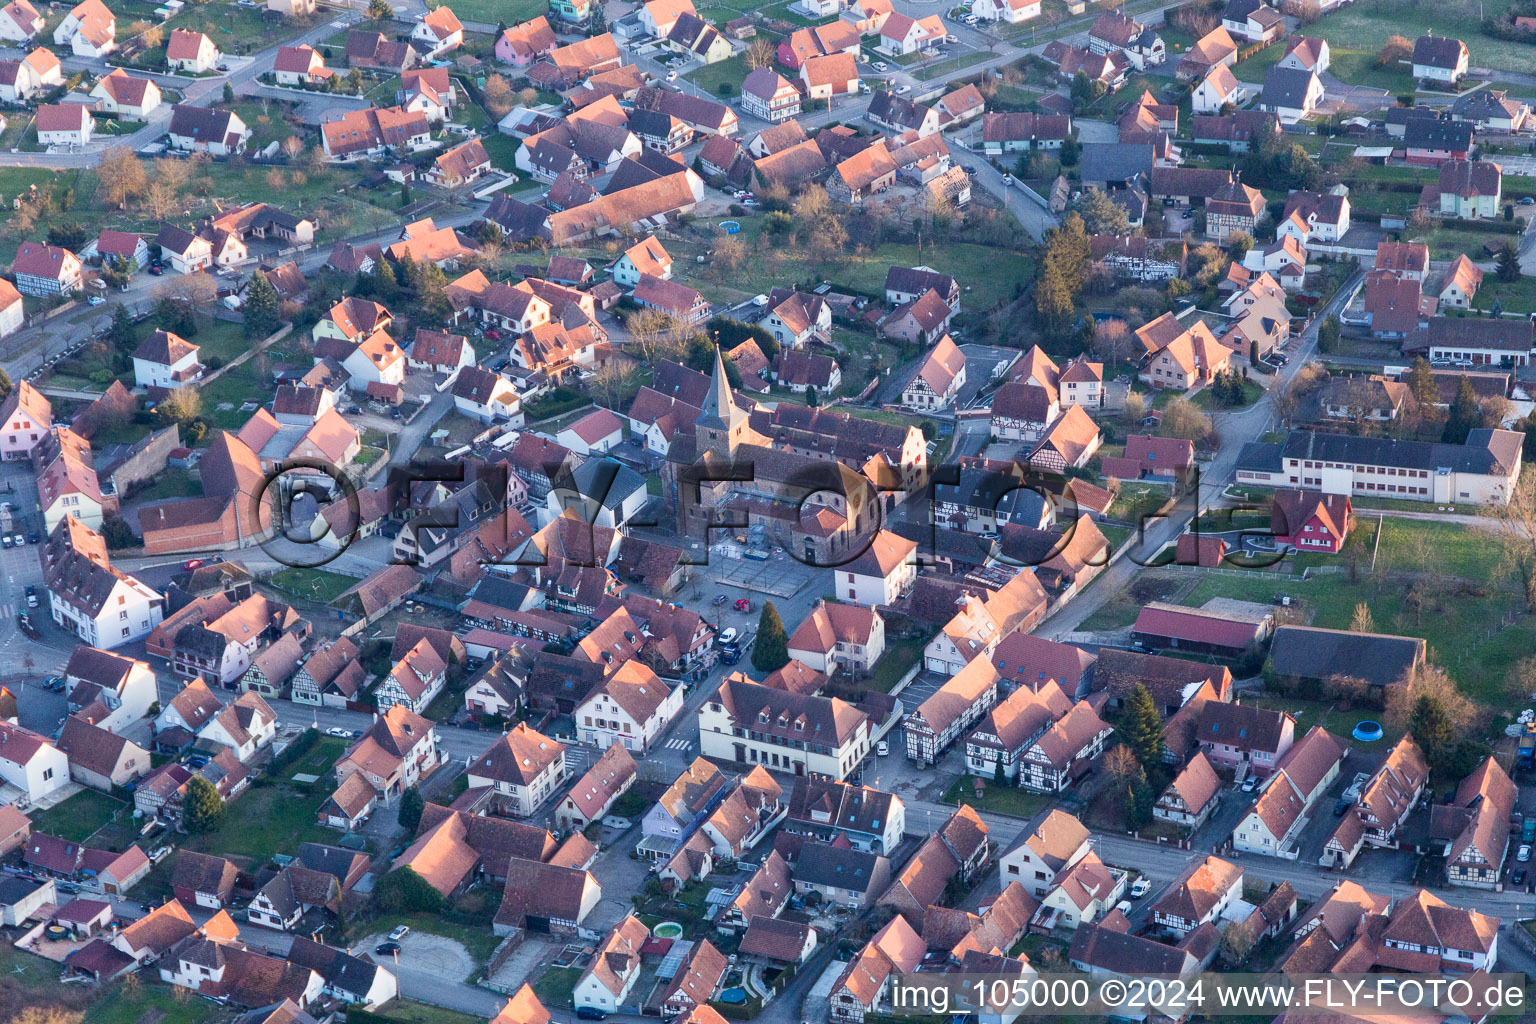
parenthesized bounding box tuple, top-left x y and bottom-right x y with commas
(1036, 269, 1364, 639)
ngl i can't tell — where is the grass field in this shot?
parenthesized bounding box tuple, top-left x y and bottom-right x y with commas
(367, 1001, 488, 1024)
(84, 984, 222, 1024)
(941, 777, 1053, 817)
(29, 789, 127, 843)
(1471, 271, 1536, 313)
(266, 567, 364, 603)
(714, 218, 1034, 309)
(181, 779, 334, 864)
(1310, 0, 1536, 76)
(424, 0, 544, 24)
(1179, 517, 1533, 702)
(686, 53, 750, 98)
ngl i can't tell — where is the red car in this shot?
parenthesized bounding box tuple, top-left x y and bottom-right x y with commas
(485, 329, 503, 340)
(734, 598, 751, 611)
(183, 558, 204, 569)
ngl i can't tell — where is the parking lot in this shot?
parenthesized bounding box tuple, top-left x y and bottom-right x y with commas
(708, 547, 824, 598)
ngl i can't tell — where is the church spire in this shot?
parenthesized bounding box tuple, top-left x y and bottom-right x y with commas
(696, 344, 744, 456)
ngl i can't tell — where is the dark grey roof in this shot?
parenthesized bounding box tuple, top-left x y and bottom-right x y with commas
(1278, 428, 1523, 475)
(1222, 0, 1262, 18)
(1260, 65, 1317, 109)
(284, 936, 384, 1000)
(1268, 625, 1426, 687)
(1079, 142, 1154, 186)
(1404, 116, 1473, 151)
(1412, 34, 1465, 69)
(1235, 440, 1282, 473)
(934, 466, 1049, 527)
(0, 875, 48, 904)
(791, 842, 885, 894)
(1426, 316, 1531, 352)
(556, 456, 646, 512)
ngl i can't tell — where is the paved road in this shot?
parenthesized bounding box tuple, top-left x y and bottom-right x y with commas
(1036, 270, 1364, 639)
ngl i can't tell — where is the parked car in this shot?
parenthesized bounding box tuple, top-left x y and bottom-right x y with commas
(183, 558, 204, 569)
(717, 627, 739, 646)
(733, 598, 751, 611)
(26, 532, 38, 544)
(1523, 818, 1536, 844)
(3, 536, 12, 549)
(1129, 877, 1151, 898)
(1514, 867, 1527, 886)
(876, 740, 889, 756)
(326, 727, 350, 738)
(389, 925, 410, 940)
(576, 1010, 608, 1021)
(1241, 775, 1259, 793)
(1519, 844, 1532, 863)
(374, 942, 400, 956)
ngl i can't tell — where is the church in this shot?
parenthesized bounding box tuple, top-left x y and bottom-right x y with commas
(662, 348, 887, 566)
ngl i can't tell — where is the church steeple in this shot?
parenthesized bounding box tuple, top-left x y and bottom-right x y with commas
(696, 344, 745, 457)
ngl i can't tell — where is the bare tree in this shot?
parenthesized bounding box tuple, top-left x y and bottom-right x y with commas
(746, 37, 775, 70)
(482, 74, 513, 116)
(1349, 601, 1375, 633)
(158, 385, 203, 423)
(590, 361, 641, 408)
(1103, 743, 1141, 781)
(281, 135, 304, 159)
(1384, 663, 1479, 735)
(1484, 472, 1536, 613)
(627, 308, 675, 361)
(713, 233, 746, 274)
(1090, 317, 1132, 365)
(100, 147, 148, 208)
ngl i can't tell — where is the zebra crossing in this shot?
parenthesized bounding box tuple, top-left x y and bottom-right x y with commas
(661, 737, 692, 752)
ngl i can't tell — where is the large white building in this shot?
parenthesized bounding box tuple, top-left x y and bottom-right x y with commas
(0, 721, 69, 806)
(839, 530, 918, 607)
(62, 645, 160, 734)
(699, 677, 870, 781)
(465, 722, 568, 816)
(575, 660, 685, 755)
(46, 518, 164, 650)
(1235, 429, 1524, 506)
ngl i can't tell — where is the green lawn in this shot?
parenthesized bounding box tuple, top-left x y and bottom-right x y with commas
(531, 965, 583, 1008)
(1472, 272, 1536, 314)
(201, 363, 275, 431)
(154, 2, 313, 55)
(1106, 481, 1171, 524)
(1180, 516, 1532, 703)
(29, 789, 127, 843)
(871, 638, 926, 691)
(941, 777, 1052, 818)
(130, 467, 203, 501)
(686, 53, 750, 99)
(429, 0, 545, 24)
(1193, 378, 1264, 409)
(914, 51, 992, 82)
(85, 983, 223, 1024)
(181, 780, 335, 864)
(358, 1001, 487, 1024)
(715, 219, 1034, 310)
(266, 567, 363, 604)
(1238, 692, 1407, 747)
(1411, 226, 1516, 262)
(1310, 0, 1535, 75)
